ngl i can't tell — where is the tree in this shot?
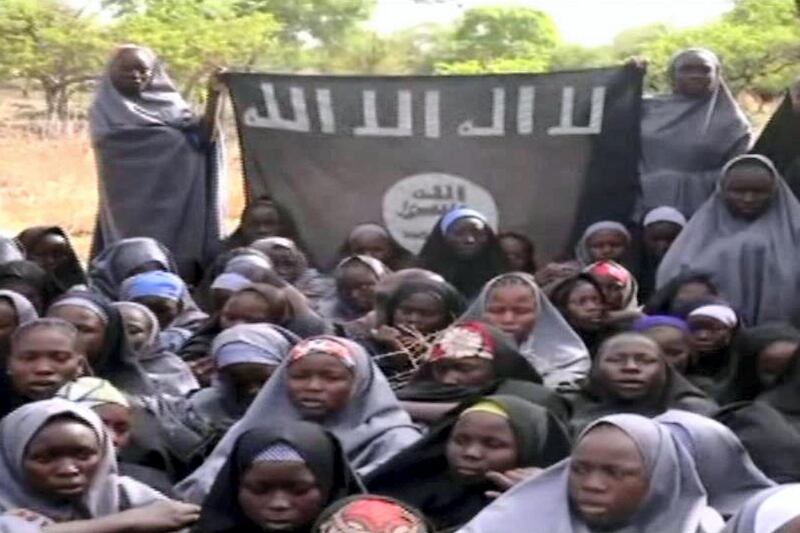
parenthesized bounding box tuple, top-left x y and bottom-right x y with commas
(232, 0, 375, 47)
(0, 0, 111, 121)
(114, 0, 282, 97)
(433, 6, 560, 74)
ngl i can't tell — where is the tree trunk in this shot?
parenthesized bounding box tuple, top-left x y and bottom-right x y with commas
(42, 82, 58, 122)
(55, 86, 70, 121)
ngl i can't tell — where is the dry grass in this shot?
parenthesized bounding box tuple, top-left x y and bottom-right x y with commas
(0, 89, 246, 260)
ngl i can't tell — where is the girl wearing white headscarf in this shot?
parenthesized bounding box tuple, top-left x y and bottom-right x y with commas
(89, 45, 223, 284)
(721, 484, 800, 533)
(640, 47, 752, 217)
(458, 414, 723, 533)
(657, 154, 800, 325)
(0, 399, 179, 525)
(175, 335, 421, 503)
(464, 272, 590, 391)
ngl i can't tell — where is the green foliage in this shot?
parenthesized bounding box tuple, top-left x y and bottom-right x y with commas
(433, 6, 560, 74)
(0, 0, 111, 119)
(233, 0, 375, 46)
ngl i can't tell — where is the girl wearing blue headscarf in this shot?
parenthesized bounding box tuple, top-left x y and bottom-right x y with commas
(417, 208, 509, 300)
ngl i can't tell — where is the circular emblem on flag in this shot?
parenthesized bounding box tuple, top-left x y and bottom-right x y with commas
(382, 173, 499, 254)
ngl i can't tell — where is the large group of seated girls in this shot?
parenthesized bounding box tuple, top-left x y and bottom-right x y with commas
(1, 46, 800, 533)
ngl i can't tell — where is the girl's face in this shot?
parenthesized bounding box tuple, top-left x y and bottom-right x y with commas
(392, 292, 449, 334)
(29, 233, 71, 273)
(642, 222, 682, 259)
(483, 284, 537, 342)
(498, 236, 532, 272)
(47, 305, 106, 363)
(348, 229, 394, 265)
(594, 275, 626, 311)
(239, 461, 323, 532)
(586, 230, 628, 262)
(444, 218, 489, 259)
(723, 165, 776, 221)
(93, 403, 133, 450)
(672, 281, 714, 309)
(757, 340, 799, 388)
(225, 363, 278, 406)
(446, 411, 518, 481)
(133, 296, 180, 330)
(687, 316, 733, 354)
(569, 425, 649, 529)
(221, 292, 275, 330)
(337, 264, 378, 313)
(23, 418, 102, 500)
(286, 353, 355, 421)
(109, 48, 154, 97)
(241, 204, 283, 244)
(268, 248, 303, 283)
(431, 357, 494, 387)
(642, 326, 691, 374)
(0, 299, 19, 341)
(117, 305, 153, 353)
(8, 328, 83, 400)
(565, 281, 604, 331)
(597, 340, 666, 401)
(673, 53, 717, 97)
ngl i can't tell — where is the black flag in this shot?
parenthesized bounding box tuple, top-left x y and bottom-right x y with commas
(223, 66, 643, 268)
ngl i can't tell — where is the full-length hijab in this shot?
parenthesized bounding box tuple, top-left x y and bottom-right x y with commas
(640, 48, 751, 216)
(464, 272, 590, 390)
(721, 484, 800, 533)
(0, 399, 163, 520)
(656, 410, 774, 518)
(366, 395, 571, 530)
(192, 422, 364, 533)
(657, 154, 800, 325)
(458, 413, 720, 533)
(175, 336, 421, 502)
(89, 46, 221, 281)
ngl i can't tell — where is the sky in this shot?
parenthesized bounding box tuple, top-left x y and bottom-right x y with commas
(370, 0, 735, 46)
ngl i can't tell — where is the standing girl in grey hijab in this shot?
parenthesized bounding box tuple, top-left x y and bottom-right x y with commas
(457, 413, 723, 533)
(89, 45, 223, 283)
(657, 154, 800, 325)
(640, 47, 751, 217)
(175, 336, 421, 503)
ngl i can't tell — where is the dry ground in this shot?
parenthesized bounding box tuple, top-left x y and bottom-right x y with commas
(0, 87, 246, 260)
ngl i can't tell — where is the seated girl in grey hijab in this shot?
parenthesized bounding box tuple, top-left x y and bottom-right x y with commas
(0, 398, 199, 532)
(175, 336, 421, 503)
(457, 413, 724, 533)
(658, 154, 800, 325)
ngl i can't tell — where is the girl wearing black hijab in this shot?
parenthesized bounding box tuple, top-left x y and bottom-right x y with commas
(417, 208, 509, 300)
(568, 332, 716, 435)
(644, 270, 718, 316)
(364, 278, 465, 388)
(397, 321, 569, 424)
(192, 421, 363, 533)
(548, 273, 615, 357)
(366, 395, 571, 531)
(16, 225, 87, 293)
(717, 323, 800, 404)
(0, 260, 56, 314)
(757, 346, 800, 434)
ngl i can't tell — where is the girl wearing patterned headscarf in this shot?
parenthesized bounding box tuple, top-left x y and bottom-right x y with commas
(175, 336, 421, 503)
